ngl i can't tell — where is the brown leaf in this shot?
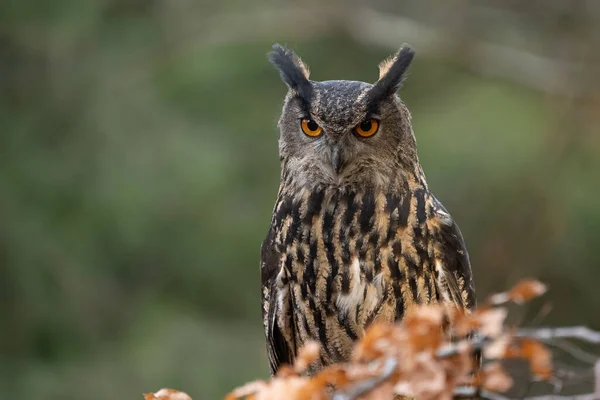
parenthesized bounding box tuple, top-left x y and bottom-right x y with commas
(144, 389, 192, 400)
(484, 334, 510, 359)
(275, 365, 296, 378)
(311, 365, 350, 390)
(353, 322, 395, 362)
(522, 339, 553, 379)
(294, 340, 321, 373)
(477, 308, 508, 338)
(225, 381, 266, 400)
(508, 280, 547, 303)
(451, 307, 481, 337)
(481, 362, 513, 392)
(403, 305, 445, 351)
(489, 279, 547, 305)
(504, 338, 553, 380)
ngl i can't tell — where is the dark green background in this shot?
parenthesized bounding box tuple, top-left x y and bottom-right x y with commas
(1, 1, 598, 398)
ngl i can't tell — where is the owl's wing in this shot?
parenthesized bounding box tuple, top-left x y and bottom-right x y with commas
(430, 196, 476, 311)
(261, 225, 296, 375)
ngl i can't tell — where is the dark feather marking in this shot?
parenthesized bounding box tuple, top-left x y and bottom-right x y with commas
(323, 205, 338, 304)
(284, 253, 293, 283)
(340, 228, 351, 265)
(359, 190, 375, 233)
(409, 275, 420, 303)
(343, 190, 357, 226)
(363, 260, 374, 282)
(387, 253, 404, 319)
(301, 278, 308, 299)
(304, 189, 324, 224)
(341, 266, 350, 294)
(385, 193, 400, 213)
(368, 231, 379, 246)
(404, 254, 418, 272)
(297, 246, 305, 265)
(399, 190, 411, 226)
(275, 197, 293, 229)
(385, 193, 401, 241)
(415, 188, 427, 224)
(309, 297, 329, 355)
(285, 203, 302, 245)
(415, 243, 428, 275)
(427, 202, 436, 218)
(374, 251, 382, 276)
(392, 240, 402, 257)
(302, 313, 311, 338)
(424, 272, 432, 302)
(337, 311, 358, 341)
(306, 240, 318, 294)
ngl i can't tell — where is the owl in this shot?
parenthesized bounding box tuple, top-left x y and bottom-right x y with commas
(261, 44, 476, 375)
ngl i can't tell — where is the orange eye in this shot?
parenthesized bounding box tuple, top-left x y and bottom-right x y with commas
(355, 118, 379, 137)
(300, 118, 322, 137)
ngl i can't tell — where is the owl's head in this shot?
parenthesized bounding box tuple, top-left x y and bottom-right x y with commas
(269, 44, 422, 191)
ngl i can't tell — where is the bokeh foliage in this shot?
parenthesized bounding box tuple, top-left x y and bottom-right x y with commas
(1, 1, 598, 399)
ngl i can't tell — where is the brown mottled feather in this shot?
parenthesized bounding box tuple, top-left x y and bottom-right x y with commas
(261, 184, 475, 374)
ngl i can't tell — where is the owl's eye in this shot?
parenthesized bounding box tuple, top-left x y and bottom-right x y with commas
(300, 118, 322, 137)
(355, 118, 379, 138)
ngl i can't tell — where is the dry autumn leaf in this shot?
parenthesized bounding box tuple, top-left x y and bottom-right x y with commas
(144, 388, 192, 400)
(477, 308, 508, 337)
(521, 339, 553, 379)
(294, 340, 321, 373)
(352, 322, 395, 362)
(488, 279, 547, 305)
(481, 362, 513, 393)
(224, 381, 267, 400)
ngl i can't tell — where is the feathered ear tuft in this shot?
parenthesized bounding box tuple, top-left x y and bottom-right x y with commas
(367, 45, 415, 106)
(378, 55, 397, 80)
(268, 44, 312, 101)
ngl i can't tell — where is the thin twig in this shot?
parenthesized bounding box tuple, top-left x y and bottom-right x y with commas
(517, 327, 600, 344)
(549, 338, 599, 365)
(332, 358, 398, 400)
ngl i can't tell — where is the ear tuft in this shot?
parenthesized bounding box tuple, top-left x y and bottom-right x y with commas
(367, 45, 415, 106)
(378, 55, 397, 80)
(268, 44, 312, 100)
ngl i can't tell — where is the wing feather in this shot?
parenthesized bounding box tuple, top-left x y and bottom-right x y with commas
(430, 196, 476, 311)
(261, 225, 296, 375)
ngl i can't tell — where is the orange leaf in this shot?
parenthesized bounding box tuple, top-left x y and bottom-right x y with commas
(353, 322, 395, 362)
(144, 389, 192, 400)
(481, 362, 513, 392)
(294, 341, 320, 373)
(477, 308, 507, 337)
(224, 380, 266, 400)
(508, 280, 547, 303)
(503, 338, 552, 380)
(489, 280, 547, 305)
(521, 339, 553, 379)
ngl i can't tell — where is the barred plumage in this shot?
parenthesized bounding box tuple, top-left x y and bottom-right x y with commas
(261, 44, 476, 376)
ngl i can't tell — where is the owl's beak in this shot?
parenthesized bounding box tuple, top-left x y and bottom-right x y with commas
(331, 146, 344, 175)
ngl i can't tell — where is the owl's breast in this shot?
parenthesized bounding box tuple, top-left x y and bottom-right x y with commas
(270, 185, 444, 366)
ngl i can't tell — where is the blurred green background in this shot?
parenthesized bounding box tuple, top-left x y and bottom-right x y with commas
(1, 0, 599, 399)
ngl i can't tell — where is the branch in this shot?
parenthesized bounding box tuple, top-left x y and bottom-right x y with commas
(517, 327, 600, 344)
(332, 358, 398, 400)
